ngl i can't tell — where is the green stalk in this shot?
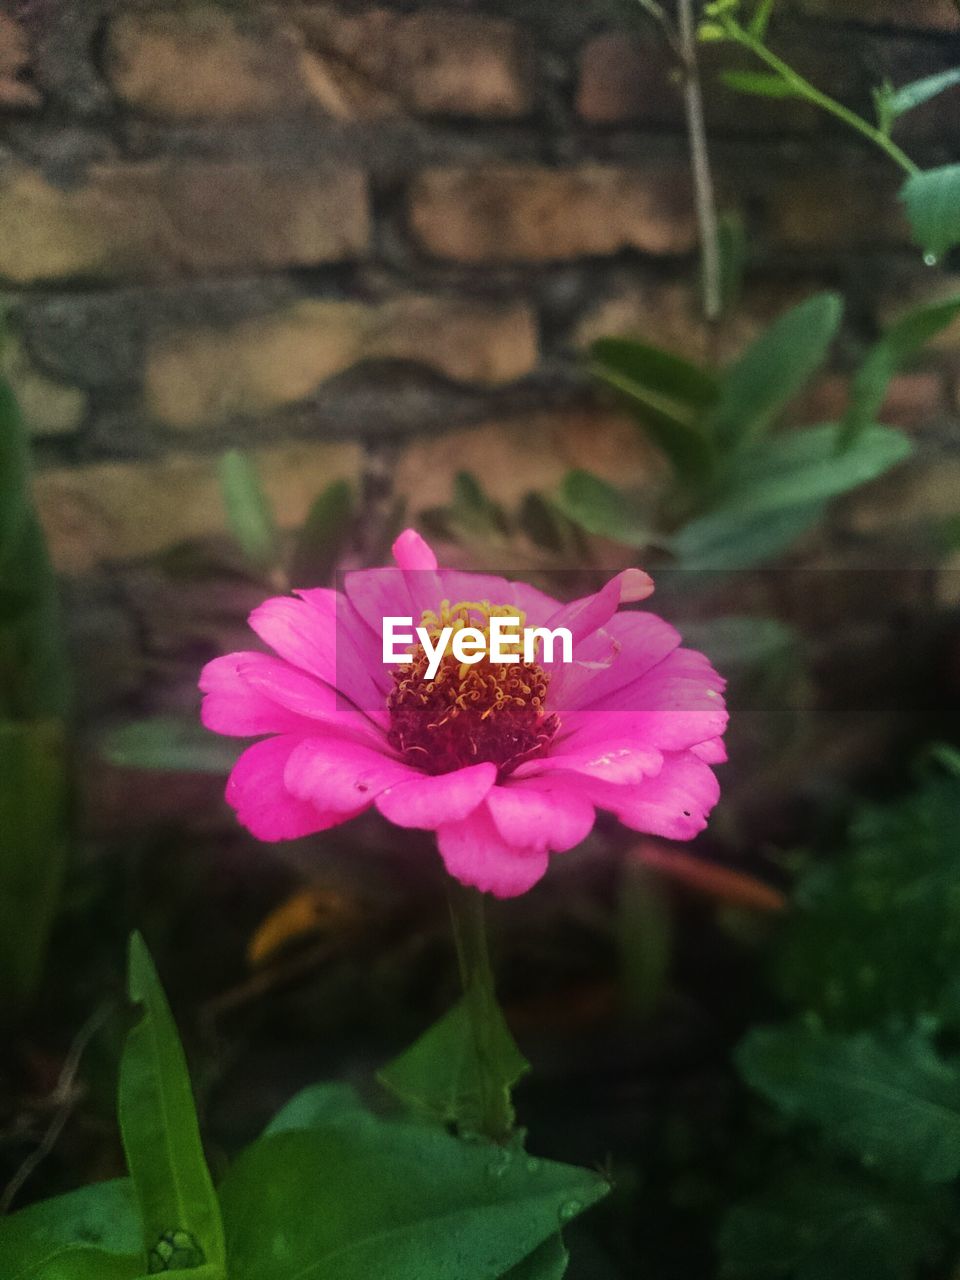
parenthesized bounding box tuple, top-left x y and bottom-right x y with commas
(446, 878, 513, 1144)
(721, 18, 920, 177)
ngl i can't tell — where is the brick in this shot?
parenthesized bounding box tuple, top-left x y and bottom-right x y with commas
(33, 442, 363, 573)
(295, 7, 534, 119)
(105, 7, 309, 118)
(768, 170, 909, 249)
(409, 165, 697, 263)
(3, 339, 86, 437)
(575, 34, 675, 126)
(146, 297, 539, 430)
(0, 161, 368, 284)
(0, 12, 39, 107)
(790, 0, 959, 31)
(107, 6, 533, 121)
(392, 407, 665, 516)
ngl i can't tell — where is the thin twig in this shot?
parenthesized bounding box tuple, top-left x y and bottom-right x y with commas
(722, 18, 919, 177)
(677, 0, 723, 321)
(634, 0, 685, 63)
(0, 1002, 113, 1216)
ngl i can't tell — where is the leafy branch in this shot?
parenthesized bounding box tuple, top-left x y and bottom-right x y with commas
(700, 0, 918, 176)
(701, 0, 960, 262)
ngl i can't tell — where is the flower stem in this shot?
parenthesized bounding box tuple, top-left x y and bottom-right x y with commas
(721, 18, 919, 177)
(446, 877, 513, 1143)
(678, 0, 723, 321)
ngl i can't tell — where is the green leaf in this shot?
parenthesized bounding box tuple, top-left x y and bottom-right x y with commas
(748, 0, 777, 38)
(518, 493, 584, 556)
(720, 70, 796, 99)
(889, 67, 960, 119)
(219, 448, 279, 571)
(289, 479, 353, 587)
(0, 377, 30, 560)
(220, 1087, 607, 1280)
(717, 210, 748, 317)
(264, 1081, 369, 1136)
(708, 294, 843, 449)
(453, 472, 510, 538)
(2, 519, 73, 721)
(0, 718, 68, 1005)
(900, 164, 960, 261)
(720, 1166, 948, 1280)
(0, 1180, 142, 1280)
(554, 471, 650, 546)
(775, 773, 960, 1031)
(840, 295, 960, 447)
(590, 338, 718, 481)
(737, 1025, 960, 1183)
(671, 502, 825, 570)
(503, 1234, 569, 1279)
(0, 371, 71, 722)
(715, 423, 912, 514)
(98, 716, 239, 774)
(379, 997, 529, 1132)
(119, 932, 226, 1275)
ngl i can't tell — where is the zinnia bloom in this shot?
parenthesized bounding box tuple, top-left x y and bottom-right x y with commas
(199, 530, 727, 897)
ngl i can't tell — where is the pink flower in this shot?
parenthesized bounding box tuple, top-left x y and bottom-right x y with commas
(199, 530, 727, 898)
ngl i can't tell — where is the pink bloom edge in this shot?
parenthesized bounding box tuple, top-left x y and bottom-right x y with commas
(199, 530, 727, 898)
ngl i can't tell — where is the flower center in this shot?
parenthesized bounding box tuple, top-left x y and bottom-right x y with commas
(387, 599, 560, 777)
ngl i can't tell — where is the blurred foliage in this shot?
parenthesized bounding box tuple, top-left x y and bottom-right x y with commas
(703, 0, 960, 262)
(0, 934, 607, 1279)
(420, 291, 953, 576)
(564, 293, 924, 570)
(720, 763, 960, 1280)
(0, 353, 72, 1009)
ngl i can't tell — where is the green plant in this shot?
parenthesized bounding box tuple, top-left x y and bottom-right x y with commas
(0, 361, 72, 1008)
(549, 290, 960, 570)
(720, 761, 960, 1280)
(701, 0, 960, 263)
(0, 932, 608, 1279)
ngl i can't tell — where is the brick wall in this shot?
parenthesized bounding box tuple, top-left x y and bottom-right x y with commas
(2, 0, 960, 764)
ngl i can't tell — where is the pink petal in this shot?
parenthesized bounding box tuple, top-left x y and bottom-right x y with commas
(486, 780, 596, 852)
(516, 737, 662, 785)
(250, 591, 391, 716)
(691, 736, 728, 764)
(437, 803, 549, 898)
(552, 611, 682, 710)
(581, 648, 727, 750)
(543, 574, 622, 647)
(615, 567, 655, 602)
(375, 762, 496, 829)
(200, 653, 319, 738)
(587, 752, 721, 841)
(236, 653, 385, 749)
(392, 528, 438, 571)
(433, 571, 562, 628)
(225, 736, 348, 841)
(249, 594, 337, 684)
(284, 735, 417, 814)
(541, 568, 655, 655)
